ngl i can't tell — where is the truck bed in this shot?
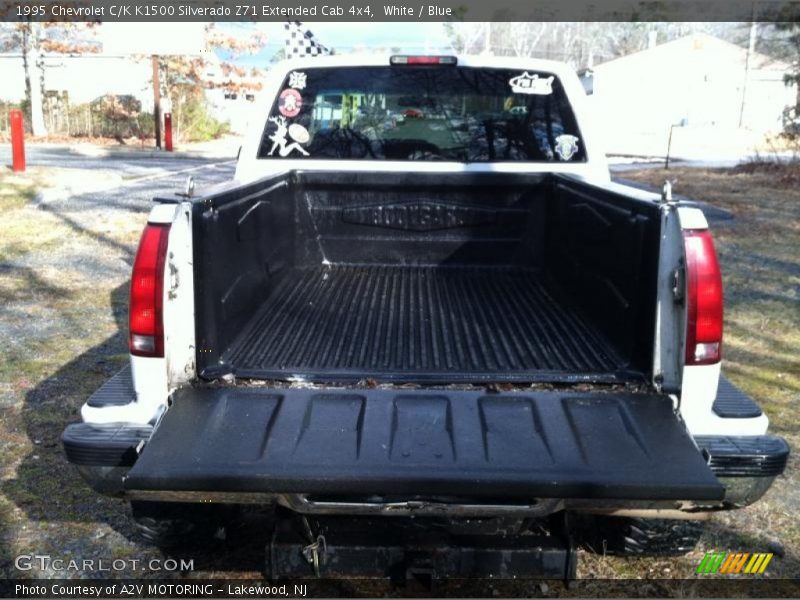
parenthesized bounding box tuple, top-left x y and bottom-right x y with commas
(195, 171, 662, 384)
(225, 265, 626, 382)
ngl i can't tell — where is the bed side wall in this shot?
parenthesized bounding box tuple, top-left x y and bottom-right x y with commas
(193, 176, 295, 373)
(546, 177, 662, 374)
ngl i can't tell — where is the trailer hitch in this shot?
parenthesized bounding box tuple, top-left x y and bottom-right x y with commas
(300, 516, 326, 577)
(268, 513, 577, 580)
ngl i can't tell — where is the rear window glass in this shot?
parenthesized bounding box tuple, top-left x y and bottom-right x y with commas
(258, 66, 586, 162)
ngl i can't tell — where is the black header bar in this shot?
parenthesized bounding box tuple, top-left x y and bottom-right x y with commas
(1, 0, 800, 22)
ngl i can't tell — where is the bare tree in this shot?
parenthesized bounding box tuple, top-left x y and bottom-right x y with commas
(155, 24, 266, 142)
(507, 22, 548, 57)
(443, 22, 488, 54)
(442, 22, 752, 69)
(0, 21, 98, 136)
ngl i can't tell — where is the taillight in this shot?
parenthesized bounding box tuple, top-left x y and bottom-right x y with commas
(129, 223, 170, 357)
(390, 55, 458, 65)
(683, 229, 723, 365)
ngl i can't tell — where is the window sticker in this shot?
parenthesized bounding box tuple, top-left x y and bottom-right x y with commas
(509, 72, 554, 95)
(288, 71, 307, 90)
(288, 123, 310, 144)
(554, 134, 580, 161)
(267, 116, 309, 157)
(278, 88, 303, 118)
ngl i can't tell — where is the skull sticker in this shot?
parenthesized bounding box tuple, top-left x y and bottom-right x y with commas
(554, 134, 580, 161)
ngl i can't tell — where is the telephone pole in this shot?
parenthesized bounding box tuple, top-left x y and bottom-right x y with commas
(739, 21, 758, 128)
(152, 55, 162, 149)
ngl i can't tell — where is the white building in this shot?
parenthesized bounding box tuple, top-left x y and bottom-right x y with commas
(0, 51, 266, 135)
(585, 33, 796, 157)
(0, 53, 152, 107)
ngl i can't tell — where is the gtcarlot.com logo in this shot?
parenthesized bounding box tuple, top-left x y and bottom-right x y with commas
(696, 552, 773, 575)
(15, 554, 194, 572)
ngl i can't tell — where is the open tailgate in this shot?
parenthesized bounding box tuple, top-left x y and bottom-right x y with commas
(125, 387, 723, 501)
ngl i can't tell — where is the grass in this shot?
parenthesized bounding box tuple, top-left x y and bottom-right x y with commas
(621, 166, 800, 415)
(591, 165, 799, 580)
(0, 166, 44, 210)
(0, 167, 146, 577)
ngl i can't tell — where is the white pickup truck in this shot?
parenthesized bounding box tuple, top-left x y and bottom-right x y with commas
(63, 54, 788, 579)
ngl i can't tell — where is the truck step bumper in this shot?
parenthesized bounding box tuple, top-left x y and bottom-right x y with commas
(62, 422, 152, 496)
(712, 377, 763, 418)
(695, 435, 789, 478)
(121, 386, 724, 502)
(694, 435, 789, 507)
(62, 422, 152, 467)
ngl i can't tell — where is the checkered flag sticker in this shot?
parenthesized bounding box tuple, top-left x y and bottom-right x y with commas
(284, 21, 333, 58)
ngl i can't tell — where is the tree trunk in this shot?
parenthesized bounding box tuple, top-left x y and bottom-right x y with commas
(795, 83, 800, 115)
(22, 23, 47, 137)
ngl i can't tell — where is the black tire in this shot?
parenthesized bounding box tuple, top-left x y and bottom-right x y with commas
(578, 516, 705, 557)
(130, 501, 226, 548)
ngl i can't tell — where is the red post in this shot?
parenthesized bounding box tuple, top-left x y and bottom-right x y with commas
(164, 112, 173, 152)
(10, 109, 25, 172)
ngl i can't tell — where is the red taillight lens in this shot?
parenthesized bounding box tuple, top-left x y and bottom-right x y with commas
(683, 229, 723, 365)
(129, 223, 170, 357)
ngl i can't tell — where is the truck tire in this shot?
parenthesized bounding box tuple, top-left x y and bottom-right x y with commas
(130, 501, 223, 548)
(578, 516, 705, 556)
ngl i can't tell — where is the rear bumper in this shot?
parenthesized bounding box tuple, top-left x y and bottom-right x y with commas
(62, 386, 724, 507)
(64, 378, 788, 512)
(63, 425, 788, 513)
(695, 435, 789, 478)
(695, 435, 790, 508)
(62, 422, 152, 467)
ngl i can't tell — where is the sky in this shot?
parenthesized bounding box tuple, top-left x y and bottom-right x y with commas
(233, 22, 454, 67)
(101, 22, 454, 68)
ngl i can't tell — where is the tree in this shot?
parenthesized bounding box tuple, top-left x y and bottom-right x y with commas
(0, 21, 98, 136)
(441, 22, 748, 68)
(443, 22, 488, 54)
(154, 24, 266, 141)
(772, 23, 800, 112)
(754, 21, 800, 138)
(507, 23, 548, 57)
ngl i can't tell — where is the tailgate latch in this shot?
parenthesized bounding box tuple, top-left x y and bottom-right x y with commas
(168, 252, 180, 299)
(672, 266, 685, 303)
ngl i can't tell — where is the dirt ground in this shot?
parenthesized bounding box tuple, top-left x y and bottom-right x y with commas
(0, 163, 797, 595)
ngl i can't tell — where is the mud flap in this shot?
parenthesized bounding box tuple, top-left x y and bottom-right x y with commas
(124, 387, 723, 501)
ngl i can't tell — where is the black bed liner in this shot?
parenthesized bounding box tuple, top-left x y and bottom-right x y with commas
(193, 171, 663, 384)
(125, 386, 723, 501)
(223, 266, 633, 383)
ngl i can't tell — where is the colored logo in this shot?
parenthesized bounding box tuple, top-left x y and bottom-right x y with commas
(278, 88, 303, 118)
(696, 552, 773, 575)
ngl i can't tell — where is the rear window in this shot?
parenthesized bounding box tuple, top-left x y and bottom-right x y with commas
(258, 66, 586, 162)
